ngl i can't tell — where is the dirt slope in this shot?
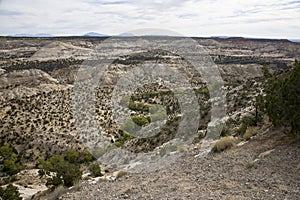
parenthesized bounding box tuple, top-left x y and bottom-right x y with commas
(60, 128, 300, 200)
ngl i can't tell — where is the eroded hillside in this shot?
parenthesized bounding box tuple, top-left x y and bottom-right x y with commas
(0, 36, 299, 199)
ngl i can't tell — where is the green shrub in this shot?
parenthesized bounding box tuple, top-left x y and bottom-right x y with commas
(0, 184, 22, 200)
(120, 95, 131, 107)
(46, 175, 63, 187)
(0, 142, 24, 176)
(0, 143, 14, 159)
(195, 87, 209, 97)
(80, 150, 94, 163)
(114, 131, 131, 147)
(220, 125, 230, 137)
(65, 149, 79, 163)
(39, 155, 82, 187)
(114, 141, 122, 147)
(131, 116, 149, 126)
(3, 154, 24, 176)
(88, 163, 102, 177)
(265, 61, 300, 134)
(128, 100, 150, 112)
(61, 163, 82, 187)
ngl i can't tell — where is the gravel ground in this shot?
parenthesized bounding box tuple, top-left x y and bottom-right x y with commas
(60, 129, 300, 200)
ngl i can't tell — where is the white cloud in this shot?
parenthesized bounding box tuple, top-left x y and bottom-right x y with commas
(0, 0, 299, 38)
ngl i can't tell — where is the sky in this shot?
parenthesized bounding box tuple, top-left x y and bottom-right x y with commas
(0, 0, 299, 39)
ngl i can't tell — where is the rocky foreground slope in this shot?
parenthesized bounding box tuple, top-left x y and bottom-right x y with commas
(60, 128, 300, 200)
(0, 36, 299, 199)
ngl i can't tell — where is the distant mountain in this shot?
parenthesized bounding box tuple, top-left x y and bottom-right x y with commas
(289, 39, 300, 43)
(118, 32, 135, 37)
(10, 33, 54, 37)
(211, 36, 232, 39)
(83, 32, 108, 37)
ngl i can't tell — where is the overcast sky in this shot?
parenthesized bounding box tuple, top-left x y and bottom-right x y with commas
(0, 0, 299, 38)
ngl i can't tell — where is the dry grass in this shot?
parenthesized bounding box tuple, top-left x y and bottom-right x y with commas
(211, 136, 236, 153)
(243, 126, 257, 140)
(115, 170, 127, 179)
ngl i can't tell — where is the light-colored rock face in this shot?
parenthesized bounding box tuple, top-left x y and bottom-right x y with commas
(29, 41, 94, 61)
(0, 69, 58, 88)
(14, 169, 49, 199)
(218, 64, 264, 81)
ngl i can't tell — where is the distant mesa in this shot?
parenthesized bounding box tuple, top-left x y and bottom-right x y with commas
(83, 32, 108, 37)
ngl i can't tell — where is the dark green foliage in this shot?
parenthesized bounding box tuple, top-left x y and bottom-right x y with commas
(80, 150, 94, 163)
(88, 163, 102, 177)
(254, 95, 265, 125)
(38, 169, 46, 177)
(39, 155, 82, 187)
(0, 143, 24, 176)
(131, 116, 149, 126)
(46, 175, 63, 187)
(195, 87, 210, 98)
(220, 125, 230, 137)
(265, 61, 300, 134)
(65, 149, 79, 163)
(114, 131, 131, 147)
(0, 184, 22, 200)
(3, 154, 24, 176)
(0, 143, 14, 159)
(64, 149, 94, 164)
(262, 65, 272, 79)
(128, 100, 150, 112)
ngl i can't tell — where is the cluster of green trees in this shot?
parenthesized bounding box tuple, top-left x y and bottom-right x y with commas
(38, 149, 95, 187)
(0, 141, 24, 176)
(264, 61, 300, 135)
(0, 184, 22, 200)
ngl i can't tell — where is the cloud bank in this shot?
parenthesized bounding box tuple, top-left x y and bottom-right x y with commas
(0, 0, 299, 38)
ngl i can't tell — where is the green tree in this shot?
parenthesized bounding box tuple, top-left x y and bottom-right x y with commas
(265, 61, 300, 134)
(0, 143, 24, 176)
(88, 163, 102, 177)
(39, 155, 82, 187)
(0, 143, 14, 159)
(65, 149, 79, 163)
(0, 184, 22, 200)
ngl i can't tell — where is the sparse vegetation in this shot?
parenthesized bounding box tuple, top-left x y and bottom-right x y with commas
(237, 116, 257, 137)
(150, 107, 167, 122)
(1, 36, 299, 199)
